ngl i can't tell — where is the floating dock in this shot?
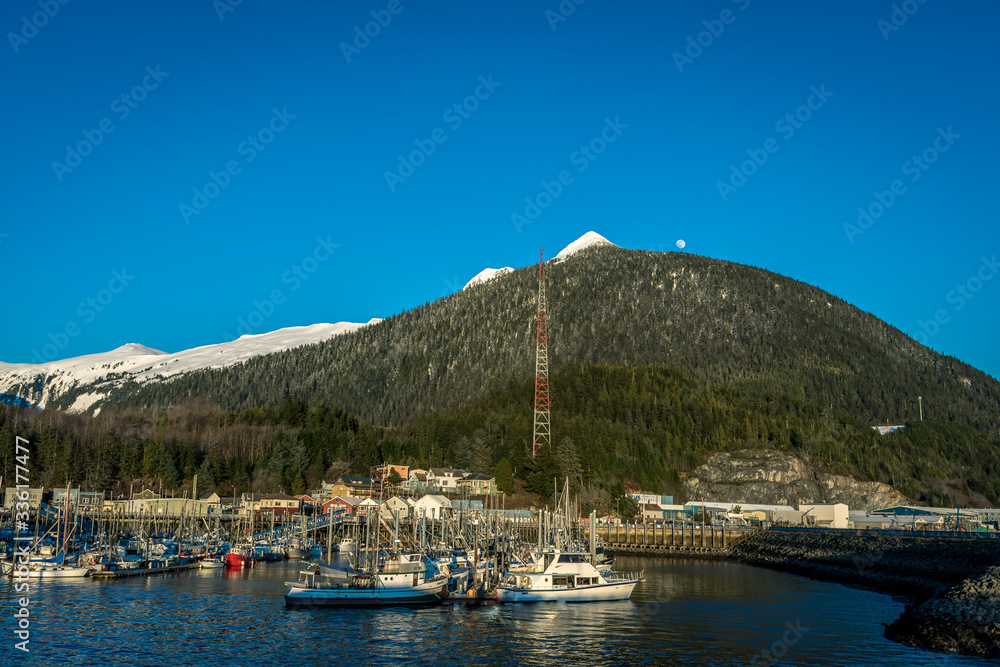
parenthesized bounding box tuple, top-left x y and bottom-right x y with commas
(91, 562, 200, 579)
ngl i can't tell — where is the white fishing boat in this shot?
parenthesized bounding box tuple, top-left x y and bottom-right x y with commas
(338, 537, 357, 558)
(495, 549, 642, 602)
(25, 563, 91, 579)
(284, 552, 448, 607)
(199, 557, 225, 569)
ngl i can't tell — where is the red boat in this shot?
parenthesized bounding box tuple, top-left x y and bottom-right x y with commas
(225, 545, 255, 568)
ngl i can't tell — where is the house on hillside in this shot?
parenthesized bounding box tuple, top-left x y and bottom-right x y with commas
(403, 470, 428, 492)
(330, 476, 378, 498)
(458, 473, 497, 495)
(323, 496, 360, 516)
(370, 464, 410, 484)
(427, 468, 464, 492)
(413, 495, 452, 520)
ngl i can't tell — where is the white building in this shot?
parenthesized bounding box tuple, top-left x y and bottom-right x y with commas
(4, 488, 43, 510)
(413, 495, 452, 520)
(427, 468, 464, 491)
(799, 503, 849, 529)
(379, 496, 410, 521)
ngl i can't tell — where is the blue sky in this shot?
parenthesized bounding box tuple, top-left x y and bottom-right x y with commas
(2, 0, 998, 379)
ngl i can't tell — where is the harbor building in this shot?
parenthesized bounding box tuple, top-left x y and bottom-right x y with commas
(52, 487, 106, 510)
(3, 487, 43, 510)
(413, 494, 452, 520)
(258, 493, 301, 516)
(322, 496, 360, 515)
(799, 503, 850, 529)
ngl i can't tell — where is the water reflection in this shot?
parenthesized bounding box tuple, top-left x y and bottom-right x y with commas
(0, 558, 992, 666)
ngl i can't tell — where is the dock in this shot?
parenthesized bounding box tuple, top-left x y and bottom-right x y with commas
(91, 562, 200, 579)
(598, 524, 761, 557)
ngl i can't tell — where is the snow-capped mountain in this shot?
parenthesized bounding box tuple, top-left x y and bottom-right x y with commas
(1, 231, 617, 413)
(0, 320, 379, 412)
(463, 267, 515, 290)
(553, 231, 617, 262)
(462, 231, 616, 290)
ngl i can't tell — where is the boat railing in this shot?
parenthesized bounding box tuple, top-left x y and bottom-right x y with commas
(602, 570, 644, 582)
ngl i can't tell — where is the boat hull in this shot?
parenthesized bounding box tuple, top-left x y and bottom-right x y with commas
(284, 585, 443, 607)
(494, 580, 638, 603)
(26, 566, 91, 579)
(225, 553, 254, 568)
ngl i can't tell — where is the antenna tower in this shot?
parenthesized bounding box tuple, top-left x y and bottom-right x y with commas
(532, 249, 550, 458)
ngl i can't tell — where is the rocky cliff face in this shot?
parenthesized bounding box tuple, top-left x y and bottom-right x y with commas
(683, 449, 907, 511)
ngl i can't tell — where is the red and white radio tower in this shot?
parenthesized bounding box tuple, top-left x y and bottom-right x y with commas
(532, 249, 550, 458)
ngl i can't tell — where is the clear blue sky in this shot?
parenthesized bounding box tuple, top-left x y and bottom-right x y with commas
(2, 0, 998, 379)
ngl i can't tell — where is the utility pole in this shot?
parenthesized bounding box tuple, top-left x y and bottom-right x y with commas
(533, 249, 550, 458)
(918, 396, 923, 421)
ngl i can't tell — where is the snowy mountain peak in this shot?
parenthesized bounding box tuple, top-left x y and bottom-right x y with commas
(554, 231, 617, 262)
(463, 267, 515, 290)
(112, 343, 168, 357)
(0, 319, 379, 412)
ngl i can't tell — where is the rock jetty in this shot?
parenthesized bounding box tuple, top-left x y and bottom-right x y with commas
(886, 565, 1000, 657)
(731, 529, 1000, 657)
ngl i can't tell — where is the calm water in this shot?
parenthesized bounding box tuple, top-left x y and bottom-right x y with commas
(2, 556, 995, 666)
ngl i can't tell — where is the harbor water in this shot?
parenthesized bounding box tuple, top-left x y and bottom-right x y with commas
(3, 556, 994, 666)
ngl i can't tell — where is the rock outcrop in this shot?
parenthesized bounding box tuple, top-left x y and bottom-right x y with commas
(684, 449, 907, 510)
(886, 566, 1000, 657)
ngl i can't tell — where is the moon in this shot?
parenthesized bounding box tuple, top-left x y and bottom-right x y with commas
(676, 239, 686, 249)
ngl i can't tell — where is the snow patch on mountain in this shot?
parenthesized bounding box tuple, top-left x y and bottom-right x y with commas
(463, 267, 514, 290)
(0, 320, 380, 411)
(554, 231, 617, 262)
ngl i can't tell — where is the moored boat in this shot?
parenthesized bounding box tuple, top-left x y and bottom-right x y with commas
(25, 563, 91, 579)
(284, 552, 448, 607)
(225, 545, 256, 568)
(495, 549, 642, 602)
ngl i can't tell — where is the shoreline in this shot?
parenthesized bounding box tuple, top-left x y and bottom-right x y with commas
(725, 530, 1000, 658)
(611, 529, 1000, 657)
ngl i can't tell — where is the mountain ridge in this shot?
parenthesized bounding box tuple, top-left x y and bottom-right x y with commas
(85, 240, 999, 442)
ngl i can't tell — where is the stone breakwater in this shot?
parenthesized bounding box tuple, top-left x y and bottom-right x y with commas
(730, 530, 1000, 657)
(885, 566, 1000, 657)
